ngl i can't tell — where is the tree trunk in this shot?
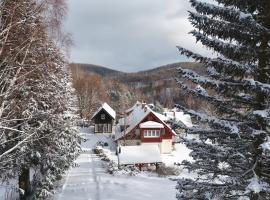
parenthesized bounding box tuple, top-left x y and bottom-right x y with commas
(19, 168, 30, 200)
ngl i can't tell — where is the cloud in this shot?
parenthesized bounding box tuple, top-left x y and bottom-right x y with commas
(65, 0, 211, 72)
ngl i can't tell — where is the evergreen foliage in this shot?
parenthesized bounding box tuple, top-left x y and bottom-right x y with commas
(175, 0, 270, 199)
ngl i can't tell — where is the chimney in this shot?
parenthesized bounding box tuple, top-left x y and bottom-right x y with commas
(141, 101, 146, 109)
(144, 106, 147, 112)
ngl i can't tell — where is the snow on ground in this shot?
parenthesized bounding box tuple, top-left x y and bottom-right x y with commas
(162, 143, 193, 167)
(0, 180, 19, 200)
(53, 127, 177, 200)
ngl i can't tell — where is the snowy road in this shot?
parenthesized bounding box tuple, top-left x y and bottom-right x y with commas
(53, 149, 176, 200)
(53, 130, 177, 200)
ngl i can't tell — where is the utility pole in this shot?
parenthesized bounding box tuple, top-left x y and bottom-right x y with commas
(116, 145, 121, 169)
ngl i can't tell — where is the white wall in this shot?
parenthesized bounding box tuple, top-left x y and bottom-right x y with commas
(161, 139, 172, 154)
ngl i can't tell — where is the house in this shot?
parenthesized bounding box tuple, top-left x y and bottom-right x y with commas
(163, 107, 193, 128)
(115, 102, 176, 154)
(91, 103, 116, 133)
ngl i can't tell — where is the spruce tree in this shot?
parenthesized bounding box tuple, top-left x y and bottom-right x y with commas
(175, 0, 270, 199)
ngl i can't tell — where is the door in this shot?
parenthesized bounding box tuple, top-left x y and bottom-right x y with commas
(108, 123, 112, 133)
(103, 124, 108, 133)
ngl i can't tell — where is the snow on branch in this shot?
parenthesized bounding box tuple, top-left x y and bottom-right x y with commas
(175, 104, 241, 135)
(177, 66, 270, 96)
(176, 79, 246, 117)
(177, 46, 257, 75)
(190, 0, 270, 33)
(190, 30, 256, 61)
(189, 12, 261, 45)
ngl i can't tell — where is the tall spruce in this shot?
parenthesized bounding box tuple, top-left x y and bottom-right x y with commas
(175, 0, 270, 199)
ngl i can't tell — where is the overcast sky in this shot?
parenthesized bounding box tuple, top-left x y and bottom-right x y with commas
(65, 0, 211, 72)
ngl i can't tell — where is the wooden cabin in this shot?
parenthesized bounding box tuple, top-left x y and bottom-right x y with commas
(91, 103, 116, 133)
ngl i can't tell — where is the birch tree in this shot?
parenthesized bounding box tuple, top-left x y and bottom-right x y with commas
(0, 0, 80, 198)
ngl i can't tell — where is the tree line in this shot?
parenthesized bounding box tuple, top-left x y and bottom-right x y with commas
(0, 0, 80, 199)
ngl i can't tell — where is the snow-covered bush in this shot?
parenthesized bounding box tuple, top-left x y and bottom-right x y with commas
(156, 164, 182, 177)
(106, 161, 139, 176)
(93, 146, 104, 155)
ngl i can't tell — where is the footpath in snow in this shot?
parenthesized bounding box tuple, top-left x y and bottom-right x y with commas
(53, 128, 177, 200)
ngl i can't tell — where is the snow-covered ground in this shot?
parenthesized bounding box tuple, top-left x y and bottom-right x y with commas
(0, 182, 19, 200)
(53, 127, 178, 200)
(0, 127, 194, 200)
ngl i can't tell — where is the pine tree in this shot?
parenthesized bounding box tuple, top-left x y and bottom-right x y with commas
(0, 0, 80, 198)
(175, 0, 270, 199)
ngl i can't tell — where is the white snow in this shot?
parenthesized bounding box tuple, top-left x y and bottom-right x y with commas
(118, 145, 162, 165)
(0, 179, 19, 200)
(253, 109, 269, 118)
(91, 102, 116, 120)
(139, 121, 164, 129)
(195, 84, 208, 95)
(163, 110, 193, 128)
(246, 175, 262, 194)
(52, 127, 177, 200)
(161, 143, 193, 167)
(261, 137, 270, 152)
(239, 12, 252, 20)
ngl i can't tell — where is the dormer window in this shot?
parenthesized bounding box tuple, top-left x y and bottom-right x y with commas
(101, 114, 105, 120)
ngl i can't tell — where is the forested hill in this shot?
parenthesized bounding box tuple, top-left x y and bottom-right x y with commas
(70, 63, 123, 77)
(70, 62, 205, 111)
(70, 62, 204, 79)
(113, 62, 204, 83)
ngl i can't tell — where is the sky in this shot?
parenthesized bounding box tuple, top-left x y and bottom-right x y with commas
(65, 0, 211, 72)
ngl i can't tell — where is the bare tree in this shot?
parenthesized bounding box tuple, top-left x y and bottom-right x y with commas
(0, 0, 80, 198)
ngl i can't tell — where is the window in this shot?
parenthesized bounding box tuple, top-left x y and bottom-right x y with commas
(101, 114, 105, 120)
(143, 130, 160, 138)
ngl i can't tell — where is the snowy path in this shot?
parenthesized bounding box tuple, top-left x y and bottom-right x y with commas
(53, 129, 177, 200)
(53, 149, 176, 200)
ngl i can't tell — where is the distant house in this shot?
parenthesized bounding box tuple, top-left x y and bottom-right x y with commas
(91, 103, 116, 133)
(115, 102, 177, 154)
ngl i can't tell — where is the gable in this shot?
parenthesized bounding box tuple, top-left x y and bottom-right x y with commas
(117, 111, 175, 141)
(92, 108, 114, 123)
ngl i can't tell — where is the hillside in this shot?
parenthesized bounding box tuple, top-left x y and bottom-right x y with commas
(70, 63, 123, 77)
(113, 62, 204, 84)
(70, 61, 205, 109)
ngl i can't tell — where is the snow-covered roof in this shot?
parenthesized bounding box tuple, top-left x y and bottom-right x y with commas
(154, 111, 169, 122)
(163, 111, 193, 128)
(139, 121, 164, 129)
(119, 145, 162, 165)
(91, 102, 116, 120)
(115, 102, 176, 140)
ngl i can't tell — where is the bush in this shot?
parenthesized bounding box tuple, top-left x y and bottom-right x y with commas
(156, 164, 182, 176)
(93, 146, 103, 155)
(106, 161, 139, 176)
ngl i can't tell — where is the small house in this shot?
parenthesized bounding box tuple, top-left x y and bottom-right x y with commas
(91, 103, 116, 133)
(115, 102, 176, 154)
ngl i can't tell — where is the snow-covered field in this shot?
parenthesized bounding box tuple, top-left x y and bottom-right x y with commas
(52, 127, 194, 200)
